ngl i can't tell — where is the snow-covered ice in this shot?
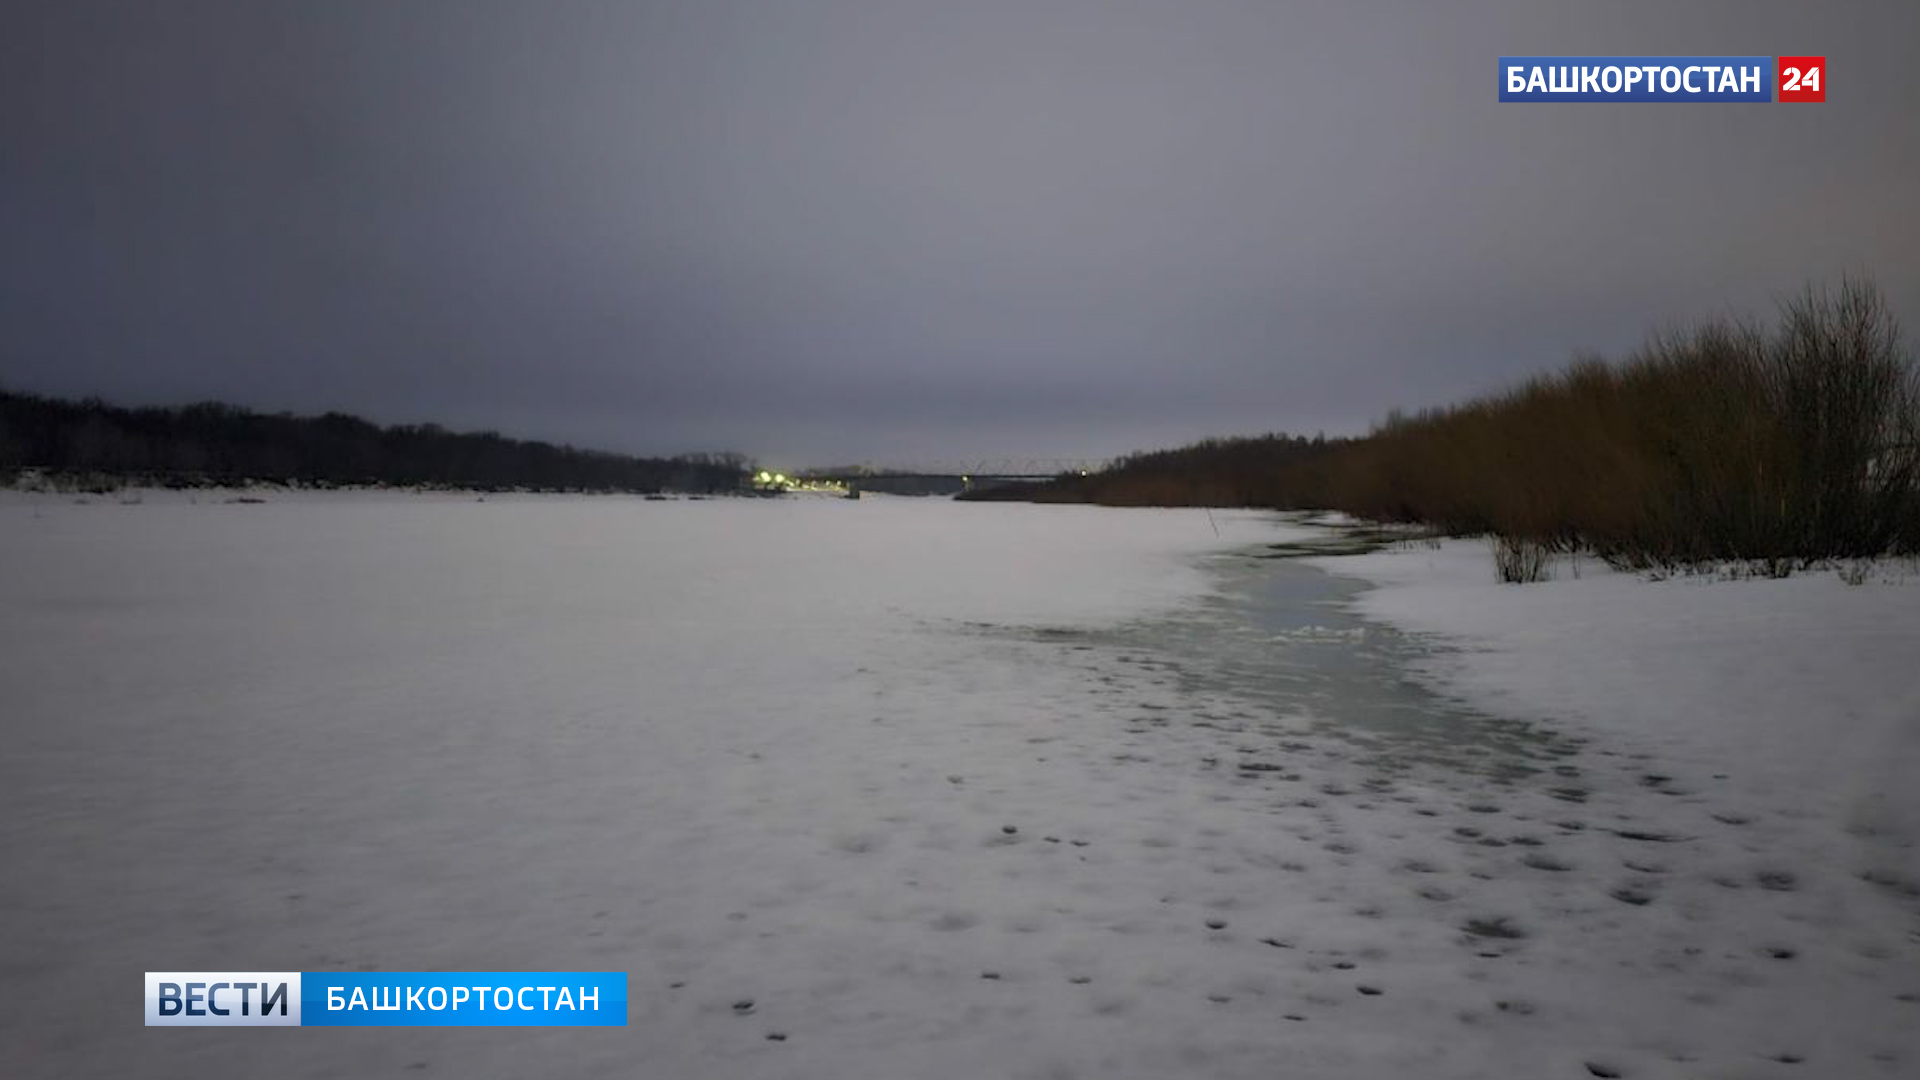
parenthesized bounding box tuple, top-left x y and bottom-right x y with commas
(2, 492, 1916, 1079)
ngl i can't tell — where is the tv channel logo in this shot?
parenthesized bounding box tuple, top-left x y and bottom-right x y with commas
(1499, 56, 1829, 103)
(145, 972, 302, 1026)
(145, 971, 629, 1026)
(1500, 56, 1773, 102)
(1777, 56, 1826, 102)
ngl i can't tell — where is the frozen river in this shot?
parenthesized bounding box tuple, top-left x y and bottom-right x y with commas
(3, 492, 1915, 1079)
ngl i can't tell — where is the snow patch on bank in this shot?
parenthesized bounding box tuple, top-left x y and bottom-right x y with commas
(1306, 541, 1920, 849)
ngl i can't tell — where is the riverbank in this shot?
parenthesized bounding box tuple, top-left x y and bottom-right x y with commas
(1306, 539, 1920, 853)
(1302, 536, 1920, 1073)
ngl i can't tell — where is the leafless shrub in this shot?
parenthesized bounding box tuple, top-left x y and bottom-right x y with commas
(1024, 276, 1918, 570)
(1493, 536, 1550, 583)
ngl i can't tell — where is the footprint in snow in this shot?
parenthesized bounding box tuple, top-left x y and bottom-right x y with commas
(1610, 828, 1686, 843)
(1462, 916, 1527, 940)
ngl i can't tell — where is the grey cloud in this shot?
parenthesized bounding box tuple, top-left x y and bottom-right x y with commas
(4, 0, 1916, 467)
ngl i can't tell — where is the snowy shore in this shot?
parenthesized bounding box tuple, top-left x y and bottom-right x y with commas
(1305, 538, 1920, 1077)
(2, 494, 1916, 1079)
(1308, 540, 1920, 885)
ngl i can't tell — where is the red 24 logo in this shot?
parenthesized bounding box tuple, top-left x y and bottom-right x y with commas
(1778, 56, 1825, 102)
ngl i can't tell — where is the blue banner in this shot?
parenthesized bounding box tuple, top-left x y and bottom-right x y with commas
(300, 971, 628, 1026)
(1499, 56, 1772, 102)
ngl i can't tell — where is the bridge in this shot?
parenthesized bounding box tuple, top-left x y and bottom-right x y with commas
(799, 458, 1106, 479)
(780, 459, 1108, 496)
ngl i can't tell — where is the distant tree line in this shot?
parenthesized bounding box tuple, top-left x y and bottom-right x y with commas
(962, 434, 1344, 507)
(0, 392, 751, 494)
(975, 277, 1920, 570)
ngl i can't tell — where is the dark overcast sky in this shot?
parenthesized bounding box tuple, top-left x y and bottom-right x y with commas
(3, 1, 1916, 467)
